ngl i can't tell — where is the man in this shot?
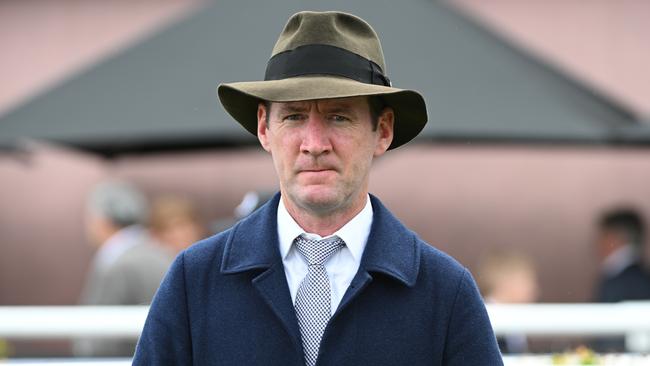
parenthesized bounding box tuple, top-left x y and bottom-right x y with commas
(134, 11, 502, 365)
(76, 181, 173, 357)
(592, 208, 650, 352)
(595, 208, 650, 303)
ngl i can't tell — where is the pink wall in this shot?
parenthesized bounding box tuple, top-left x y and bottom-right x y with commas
(371, 145, 650, 301)
(0, 143, 106, 305)
(2, 143, 650, 305)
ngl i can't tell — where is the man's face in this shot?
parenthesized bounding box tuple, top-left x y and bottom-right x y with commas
(257, 96, 393, 217)
(597, 229, 624, 262)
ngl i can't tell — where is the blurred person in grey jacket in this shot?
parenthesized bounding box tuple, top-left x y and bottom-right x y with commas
(74, 180, 173, 357)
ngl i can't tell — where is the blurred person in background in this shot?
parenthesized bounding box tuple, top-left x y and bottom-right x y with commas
(592, 208, 650, 352)
(233, 190, 275, 220)
(477, 250, 540, 354)
(74, 180, 173, 357)
(210, 190, 276, 233)
(594, 208, 650, 303)
(149, 195, 206, 255)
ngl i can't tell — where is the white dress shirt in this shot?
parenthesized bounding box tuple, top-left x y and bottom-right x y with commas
(277, 195, 373, 315)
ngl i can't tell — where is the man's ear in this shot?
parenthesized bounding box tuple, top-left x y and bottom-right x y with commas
(257, 102, 271, 152)
(374, 107, 394, 157)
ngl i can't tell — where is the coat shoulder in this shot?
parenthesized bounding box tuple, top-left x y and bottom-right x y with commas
(417, 238, 467, 279)
(409, 235, 475, 302)
(181, 228, 232, 270)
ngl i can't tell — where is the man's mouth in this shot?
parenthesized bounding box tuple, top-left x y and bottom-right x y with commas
(298, 168, 337, 177)
(303, 169, 333, 172)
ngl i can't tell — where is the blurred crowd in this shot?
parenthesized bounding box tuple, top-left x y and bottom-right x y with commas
(476, 207, 650, 355)
(73, 180, 273, 357)
(2, 179, 648, 358)
(76, 180, 650, 357)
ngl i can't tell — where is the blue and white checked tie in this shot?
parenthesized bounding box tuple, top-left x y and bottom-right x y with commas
(293, 235, 345, 366)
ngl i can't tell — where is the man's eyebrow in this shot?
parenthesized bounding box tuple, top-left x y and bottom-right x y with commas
(321, 104, 358, 116)
(275, 103, 310, 113)
(325, 106, 353, 113)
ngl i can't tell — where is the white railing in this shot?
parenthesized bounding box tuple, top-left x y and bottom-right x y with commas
(0, 303, 649, 345)
(1, 303, 650, 364)
(0, 306, 147, 339)
(487, 302, 650, 353)
(487, 302, 650, 336)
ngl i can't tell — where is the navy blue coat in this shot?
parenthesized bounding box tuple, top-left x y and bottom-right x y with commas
(133, 194, 503, 365)
(596, 262, 650, 303)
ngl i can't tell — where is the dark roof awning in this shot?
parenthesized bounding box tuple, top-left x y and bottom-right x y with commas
(1, 0, 648, 156)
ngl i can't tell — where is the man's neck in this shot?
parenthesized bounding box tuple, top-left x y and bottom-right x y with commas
(282, 194, 367, 237)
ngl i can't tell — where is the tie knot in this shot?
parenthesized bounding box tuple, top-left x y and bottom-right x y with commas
(294, 235, 345, 265)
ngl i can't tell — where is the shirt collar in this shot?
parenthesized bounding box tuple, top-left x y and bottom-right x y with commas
(222, 193, 420, 287)
(277, 195, 373, 261)
(602, 244, 637, 278)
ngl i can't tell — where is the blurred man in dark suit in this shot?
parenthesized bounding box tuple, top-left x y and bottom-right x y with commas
(593, 208, 650, 352)
(595, 208, 650, 303)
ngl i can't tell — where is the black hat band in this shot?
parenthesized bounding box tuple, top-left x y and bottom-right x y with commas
(264, 44, 391, 87)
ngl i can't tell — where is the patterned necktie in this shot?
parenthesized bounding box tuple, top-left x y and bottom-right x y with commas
(293, 235, 345, 366)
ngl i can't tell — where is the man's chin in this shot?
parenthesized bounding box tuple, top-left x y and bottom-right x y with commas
(294, 190, 343, 214)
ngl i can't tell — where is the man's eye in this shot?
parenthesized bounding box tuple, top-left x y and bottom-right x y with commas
(330, 115, 349, 122)
(284, 114, 304, 121)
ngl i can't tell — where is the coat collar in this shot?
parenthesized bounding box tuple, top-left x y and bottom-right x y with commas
(220, 193, 420, 287)
(220, 193, 282, 274)
(362, 194, 420, 287)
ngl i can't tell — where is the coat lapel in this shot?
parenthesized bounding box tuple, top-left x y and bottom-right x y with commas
(220, 193, 302, 353)
(334, 194, 421, 317)
(251, 263, 302, 352)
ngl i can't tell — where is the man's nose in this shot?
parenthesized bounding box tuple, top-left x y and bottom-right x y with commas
(300, 115, 332, 155)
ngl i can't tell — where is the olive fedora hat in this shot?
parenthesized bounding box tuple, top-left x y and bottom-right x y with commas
(217, 10, 428, 150)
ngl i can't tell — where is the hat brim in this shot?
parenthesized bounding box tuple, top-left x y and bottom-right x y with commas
(217, 75, 427, 150)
